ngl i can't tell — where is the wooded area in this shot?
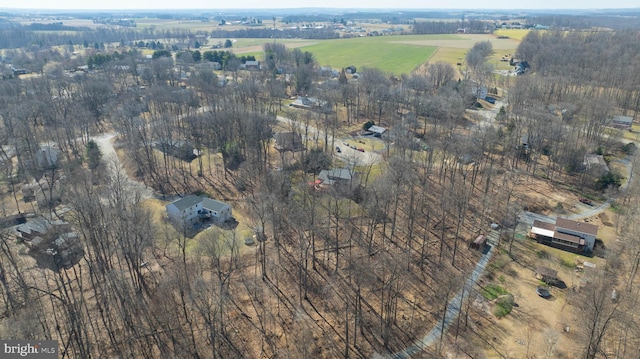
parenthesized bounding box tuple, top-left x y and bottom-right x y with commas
(1, 12, 640, 358)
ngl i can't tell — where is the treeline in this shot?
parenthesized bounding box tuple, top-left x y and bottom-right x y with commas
(413, 20, 492, 34)
(209, 27, 339, 40)
(25, 22, 89, 31)
(527, 15, 640, 30)
(516, 30, 640, 116)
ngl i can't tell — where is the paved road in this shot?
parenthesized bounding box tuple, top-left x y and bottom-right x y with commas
(92, 133, 155, 200)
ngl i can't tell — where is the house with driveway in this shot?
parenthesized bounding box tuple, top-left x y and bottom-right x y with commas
(530, 217, 598, 254)
(166, 195, 232, 228)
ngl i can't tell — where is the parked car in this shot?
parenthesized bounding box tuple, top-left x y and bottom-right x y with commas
(336, 146, 341, 153)
(536, 287, 551, 298)
(357, 148, 365, 152)
(579, 198, 593, 206)
(485, 96, 496, 104)
(490, 223, 500, 230)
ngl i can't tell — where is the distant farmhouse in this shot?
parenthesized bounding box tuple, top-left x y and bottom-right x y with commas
(166, 195, 232, 229)
(530, 217, 598, 254)
(241, 60, 260, 70)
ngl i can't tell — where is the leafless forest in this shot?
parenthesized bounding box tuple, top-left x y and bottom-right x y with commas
(2, 14, 640, 358)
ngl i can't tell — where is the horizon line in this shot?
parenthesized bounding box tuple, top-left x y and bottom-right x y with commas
(2, 7, 640, 11)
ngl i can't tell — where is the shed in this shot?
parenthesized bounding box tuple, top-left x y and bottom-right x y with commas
(470, 235, 487, 250)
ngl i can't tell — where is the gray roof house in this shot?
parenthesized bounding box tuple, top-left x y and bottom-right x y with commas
(318, 168, 356, 186)
(15, 216, 70, 241)
(166, 195, 232, 227)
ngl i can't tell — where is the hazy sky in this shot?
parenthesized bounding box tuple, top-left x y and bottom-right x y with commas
(3, 0, 638, 10)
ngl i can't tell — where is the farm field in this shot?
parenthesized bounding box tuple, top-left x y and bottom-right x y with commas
(494, 28, 532, 41)
(302, 37, 437, 74)
(232, 33, 522, 75)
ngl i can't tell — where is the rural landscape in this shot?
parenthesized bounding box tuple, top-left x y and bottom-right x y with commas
(1, 5, 640, 359)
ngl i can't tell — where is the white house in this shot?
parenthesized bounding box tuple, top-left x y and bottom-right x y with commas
(166, 195, 232, 227)
(201, 197, 232, 223)
(166, 195, 203, 226)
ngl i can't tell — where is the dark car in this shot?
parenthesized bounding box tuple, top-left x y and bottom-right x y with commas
(579, 198, 593, 206)
(536, 287, 551, 298)
(336, 146, 341, 153)
(485, 96, 496, 104)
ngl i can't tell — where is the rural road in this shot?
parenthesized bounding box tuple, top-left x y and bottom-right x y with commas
(92, 133, 155, 200)
(375, 234, 497, 359)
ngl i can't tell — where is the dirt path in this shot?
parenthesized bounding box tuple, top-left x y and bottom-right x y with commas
(92, 133, 155, 200)
(375, 233, 498, 359)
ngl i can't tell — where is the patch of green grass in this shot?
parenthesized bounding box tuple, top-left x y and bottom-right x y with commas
(302, 37, 437, 75)
(480, 284, 508, 300)
(560, 258, 577, 269)
(494, 298, 513, 318)
(235, 51, 263, 60)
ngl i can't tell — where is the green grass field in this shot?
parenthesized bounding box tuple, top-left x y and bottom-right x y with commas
(248, 34, 519, 75)
(302, 36, 437, 75)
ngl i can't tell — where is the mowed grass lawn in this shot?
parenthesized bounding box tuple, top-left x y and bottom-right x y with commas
(303, 36, 437, 75)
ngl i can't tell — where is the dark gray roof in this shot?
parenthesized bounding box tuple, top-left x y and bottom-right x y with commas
(201, 197, 230, 212)
(318, 168, 354, 185)
(16, 217, 52, 235)
(168, 195, 202, 211)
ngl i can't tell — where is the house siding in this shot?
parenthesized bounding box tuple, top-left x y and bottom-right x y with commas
(166, 202, 203, 226)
